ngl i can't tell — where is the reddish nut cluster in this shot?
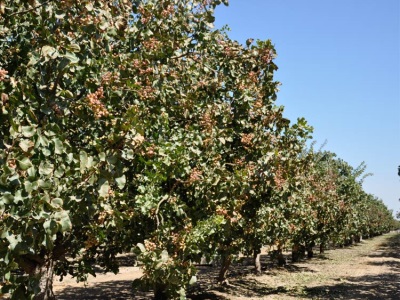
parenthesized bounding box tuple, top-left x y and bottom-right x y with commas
(200, 111, 215, 133)
(86, 87, 109, 119)
(143, 144, 156, 157)
(1, 93, 8, 106)
(261, 49, 274, 64)
(241, 133, 254, 147)
(144, 239, 157, 251)
(248, 71, 258, 83)
(101, 72, 120, 85)
(0, 68, 8, 81)
(138, 6, 151, 24)
(253, 99, 263, 109)
(234, 157, 245, 166)
(161, 4, 174, 18)
(274, 166, 286, 189)
(132, 59, 141, 68)
(7, 159, 16, 169)
(188, 168, 202, 183)
(137, 85, 155, 100)
(143, 38, 161, 51)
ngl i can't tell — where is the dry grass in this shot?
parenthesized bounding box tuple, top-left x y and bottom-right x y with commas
(51, 232, 400, 299)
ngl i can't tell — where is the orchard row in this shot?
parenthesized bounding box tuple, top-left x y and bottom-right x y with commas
(0, 1, 397, 299)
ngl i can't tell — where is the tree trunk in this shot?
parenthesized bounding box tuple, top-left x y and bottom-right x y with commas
(292, 244, 300, 263)
(33, 259, 55, 300)
(153, 284, 168, 300)
(276, 247, 286, 267)
(217, 254, 232, 284)
(354, 234, 361, 243)
(253, 249, 262, 274)
(306, 242, 314, 259)
(319, 243, 325, 254)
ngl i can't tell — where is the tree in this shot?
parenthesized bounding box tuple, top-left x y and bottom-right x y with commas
(0, 0, 305, 298)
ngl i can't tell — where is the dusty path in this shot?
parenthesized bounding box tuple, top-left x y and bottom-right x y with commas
(54, 232, 400, 299)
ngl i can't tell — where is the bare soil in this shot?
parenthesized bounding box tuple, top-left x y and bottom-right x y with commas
(53, 232, 400, 300)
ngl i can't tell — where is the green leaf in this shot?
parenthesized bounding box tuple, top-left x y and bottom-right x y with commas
(80, 150, 88, 173)
(21, 126, 35, 138)
(41, 45, 59, 59)
(189, 276, 197, 285)
(1, 193, 14, 204)
(53, 138, 64, 154)
(63, 52, 79, 64)
(98, 179, 110, 198)
(19, 139, 34, 152)
(51, 198, 63, 209)
(115, 175, 126, 189)
(17, 157, 32, 170)
(5, 233, 22, 251)
(67, 43, 81, 53)
(137, 243, 146, 253)
(55, 211, 72, 232)
(43, 219, 58, 235)
(160, 250, 169, 262)
(39, 161, 54, 176)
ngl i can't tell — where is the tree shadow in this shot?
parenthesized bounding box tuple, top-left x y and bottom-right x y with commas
(57, 278, 139, 300)
(304, 272, 400, 300)
(368, 233, 400, 259)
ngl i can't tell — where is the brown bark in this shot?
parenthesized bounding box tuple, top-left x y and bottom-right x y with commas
(217, 254, 232, 284)
(33, 259, 56, 300)
(292, 244, 300, 263)
(320, 243, 325, 254)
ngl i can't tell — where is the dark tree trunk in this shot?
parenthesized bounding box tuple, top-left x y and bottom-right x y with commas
(253, 249, 262, 274)
(319, 243, 325, 254)
(292, 244, 300, 263)
(217, 254, 232, 284)
(153, 284, 168, 300)
(306, 242, 314, 259)
(354, 235, 361, 243)
(276, 247, 286, 267)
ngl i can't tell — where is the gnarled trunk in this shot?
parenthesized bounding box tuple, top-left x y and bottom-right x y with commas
(33, 259, 56, 300)
(217, 254, 232, 284)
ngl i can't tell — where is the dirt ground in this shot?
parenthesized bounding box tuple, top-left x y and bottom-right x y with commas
(53, 232, 400, 300)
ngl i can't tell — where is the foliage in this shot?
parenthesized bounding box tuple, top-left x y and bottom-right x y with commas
(0, 1, 397, 299)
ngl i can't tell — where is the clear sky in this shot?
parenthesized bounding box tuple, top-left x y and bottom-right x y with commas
(214, 0, 400, 215)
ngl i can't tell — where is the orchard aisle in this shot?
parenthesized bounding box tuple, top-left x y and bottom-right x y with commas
(54, 232, 400, 300)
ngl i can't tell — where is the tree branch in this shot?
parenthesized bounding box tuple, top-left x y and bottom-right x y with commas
(9, 0, 55, 16)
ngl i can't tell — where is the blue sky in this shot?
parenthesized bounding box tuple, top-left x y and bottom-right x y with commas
(214, 0, 400, 215)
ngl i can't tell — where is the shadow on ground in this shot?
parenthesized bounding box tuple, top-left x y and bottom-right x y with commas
(56, 233, 400, 300)
(305, 272, 399, 300)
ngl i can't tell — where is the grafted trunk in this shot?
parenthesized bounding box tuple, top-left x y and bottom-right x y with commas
(33, 259, 55, 300)
(253, 249, 261, 274)
(217, 254, 232, 284)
